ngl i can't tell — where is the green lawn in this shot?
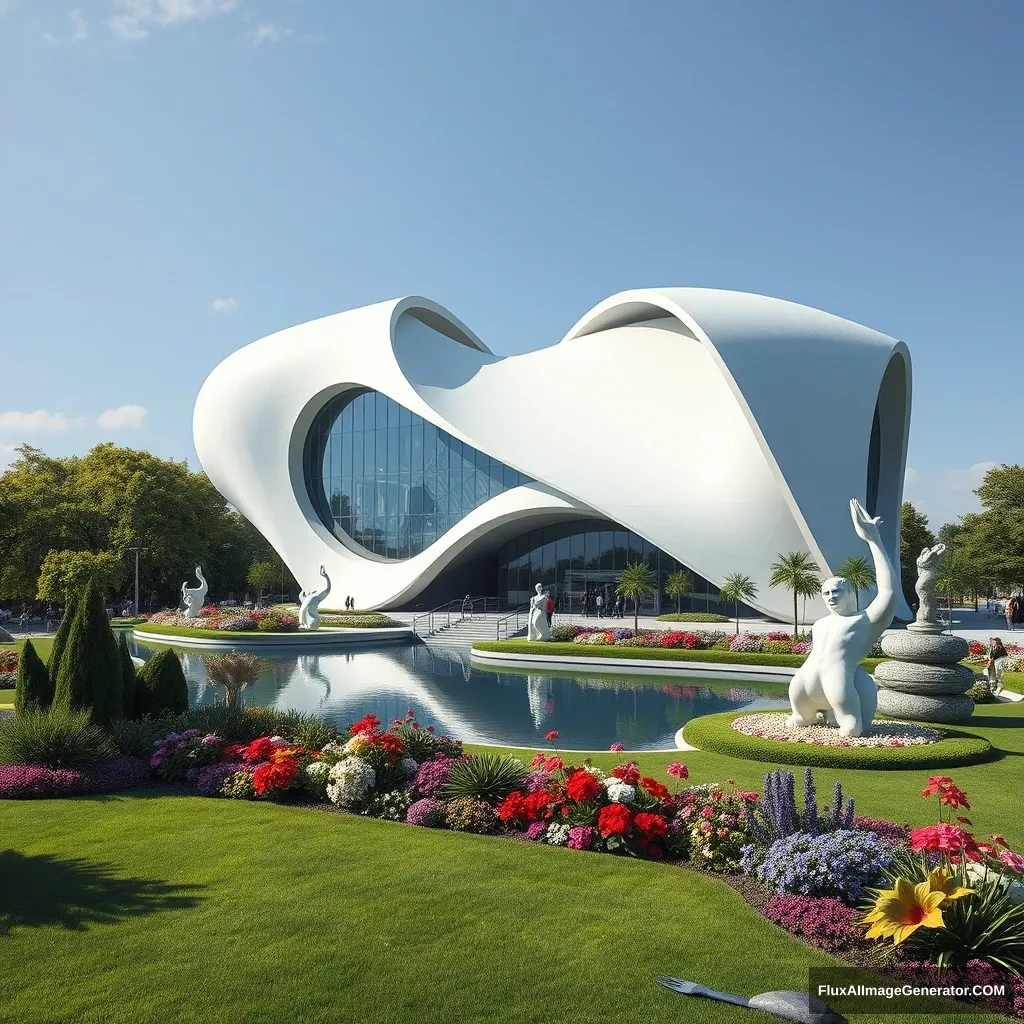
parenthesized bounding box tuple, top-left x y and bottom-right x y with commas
(0, 794, 1004, 1024)
(1, 637, 54, 662)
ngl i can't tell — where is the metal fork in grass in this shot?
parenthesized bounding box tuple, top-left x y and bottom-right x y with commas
(655, 976, 846, 1024)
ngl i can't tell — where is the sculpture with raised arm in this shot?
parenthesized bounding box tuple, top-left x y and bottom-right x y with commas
(181, 566, 208, 619)
(786, 499, 899, 738)
(527, 583, 551, 641)
(299, 565, 332, 630)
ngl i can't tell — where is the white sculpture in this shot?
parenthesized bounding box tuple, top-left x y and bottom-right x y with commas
(786, 499, 899, 737)
(912, 543, 947, 631)
(299, 565, 332, 630)
(527, 583, 551, 641)
(181, 566, 208, 619)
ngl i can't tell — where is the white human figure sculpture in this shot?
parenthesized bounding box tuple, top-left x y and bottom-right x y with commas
(527, 583, 552, 641)
(181, 567, 208, 619)
(913, 543, 947, 628)
(299, 566, 332, 630)
(786, 499, 899, 738)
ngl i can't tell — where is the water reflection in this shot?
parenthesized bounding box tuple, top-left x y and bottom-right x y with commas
(131, 640, 788, 751)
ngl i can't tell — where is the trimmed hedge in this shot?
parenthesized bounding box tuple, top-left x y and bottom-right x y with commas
(682, 711, 993, 769)
(137, 649, 188, 716)
(135, 620, 406, 640)
(15, 639, 51, 713)
(472, 640, 883, 674)
(118, 632, 137, 719)
(655, 612, 731, 623)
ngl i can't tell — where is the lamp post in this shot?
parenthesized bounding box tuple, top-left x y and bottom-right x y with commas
(128, 546, 149, 617)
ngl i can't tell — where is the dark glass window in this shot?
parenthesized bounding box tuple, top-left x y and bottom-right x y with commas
(304, 390, 532, 560)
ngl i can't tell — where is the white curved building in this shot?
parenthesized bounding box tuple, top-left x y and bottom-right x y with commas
(194, 288, 912, 622)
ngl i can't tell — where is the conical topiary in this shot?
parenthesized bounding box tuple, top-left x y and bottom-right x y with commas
(53, 581, 123, 726)
(118, 632, 137, 720)
(48, 591, 80, 692)
(15, 639, 53, 713)
(139, 649, 188, 717)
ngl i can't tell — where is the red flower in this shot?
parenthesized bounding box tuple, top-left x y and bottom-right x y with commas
(350, 714, 381, 736)
(526, 790, 558, 820)
(938, 786, 970, 811)
(666, 762, 688, 780)
(640, 777, 671, 801)
(922, 775, 954, 798)
(252, 756, 298, 795)
(543, 756, 564, 772)
(910, 823, 982, 860)
(497, 791, 534, 822)
(597, 803, 633, 837)
(242, 737, 277, 764)
(545, 730, 559, 742)
(991, 834, 1010, 849)
(633, 811, 668, 840)
(378, 733, 407, 754)
(612, 763, 640, 785)
(530, 752, 545, 767)
(565, 770, 602, 802)
(426, 726, 435, 733)
(222, 742, 247, 762)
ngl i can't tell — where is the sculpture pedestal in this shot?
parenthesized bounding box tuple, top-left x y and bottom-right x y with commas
(875, 631, 974, 725)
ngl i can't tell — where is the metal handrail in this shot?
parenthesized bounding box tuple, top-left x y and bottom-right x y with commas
(496, 603, 530, 640)
(412, 595, 499, 636)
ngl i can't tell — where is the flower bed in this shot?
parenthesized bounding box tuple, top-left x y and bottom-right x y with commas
(550, 624, 815, 655)
(148, 607, 299, 632)
(732, 712, 942, 748)
(0, 650, 17, 688)
(684, 712, 992, 768)
(0, 756, 151, 798)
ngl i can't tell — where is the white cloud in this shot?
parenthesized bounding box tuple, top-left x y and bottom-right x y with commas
(96, 405, 149, 429)
(244, 21, 291, 45)
(70, 9, 89, 41)
(0, 443, 18, 472)
(210, 296, 239, 313)
(904, 466, 917, 484)
(0, 409, 85, 432)
(902, 461, 996, 528)
(108, 0, 239, 41)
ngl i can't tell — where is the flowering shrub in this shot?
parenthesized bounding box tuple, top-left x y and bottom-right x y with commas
(0, 650, 17, 687)
(677, 784, 755, 871)
(151, 730, 222, 781)
(764, 894, 866, 951)
(362, 788, 412, 822)
(444, 796, 500, 834)
(755, 830, 893, 902)
(0, 757, 150, 799)
(729, 634, 763, 653)
(854, 816, 911, 848)
(326, 758, 376, 809)
(147, 606, 299, 632)
(187, 761, 241, 796)
(406, 797, 443, 828)
(762, 640, 793, 655)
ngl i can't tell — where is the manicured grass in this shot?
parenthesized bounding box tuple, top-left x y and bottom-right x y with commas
(682, 711, 993, 768)
(473, 639, 884, 673)
(0, 637, 54, 662)
(0, 689, 14, 704)
(134, 621, 406, 640)
(655, 612, 731, 622)
(0, 795, 1003, 1024)
(109, 617, 149, 626)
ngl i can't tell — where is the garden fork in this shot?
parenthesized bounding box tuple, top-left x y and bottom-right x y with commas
(656, 976, 846, 1023)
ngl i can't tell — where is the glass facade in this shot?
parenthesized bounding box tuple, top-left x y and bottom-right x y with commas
(497, 519, 736, 616)
(304, 389, 532, 559)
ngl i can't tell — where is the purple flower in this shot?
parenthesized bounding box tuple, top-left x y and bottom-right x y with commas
(412, 756, 457, 799)
(764, 894, 868, 951)
(0, 757, 150, 799)
(188, 762, 241, 796)
(523, 771, 549, 794)
(567, 826, 593, 850)
(525, 822, 548, 841)
(406, 798, 442, 828)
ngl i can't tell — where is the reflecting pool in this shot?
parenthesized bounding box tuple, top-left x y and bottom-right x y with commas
(131, 640, 789, 751)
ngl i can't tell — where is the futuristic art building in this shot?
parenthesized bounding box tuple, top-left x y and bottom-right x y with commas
(193, 288, 912, 622)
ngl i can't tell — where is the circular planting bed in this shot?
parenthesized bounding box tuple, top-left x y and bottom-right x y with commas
(732, 712, 942, 748)
(683, 711, 993, 768)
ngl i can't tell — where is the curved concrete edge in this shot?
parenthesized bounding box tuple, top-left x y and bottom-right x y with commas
(133, 626, 414, 649)
(673, 727, 699, 751)
(997, 689, 1024, 703)
(470, 647, 795, 683)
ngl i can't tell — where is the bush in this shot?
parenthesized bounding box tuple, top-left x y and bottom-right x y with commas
(967, 680, 996, 703)
(319, 614, 404, 628)
(763, 894, 866, 951)
(441, 753, 529, 803)
(139, 650, 189, 716)
(413, 755, 459, 798)
(0, 756, 149, 799)
(118, 633, 137, 719)
(256, 614, 285, 632)
(0, 707, 112, 769)
(443, 796, 500, 834)
(406, 797, 443, 827)
(362, 789, 413, 821)
(15, 639, 52, 713)
(754, 830, 893, 903)
(53, 581, 123, 727)
(106, 718, 160, 757)
(47, 592, 79, 692)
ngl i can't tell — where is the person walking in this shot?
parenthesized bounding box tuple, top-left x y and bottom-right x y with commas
(595, 593, 604, 618)
(545, 591, 554, 627)
(616, 594, 624, 618)
(986, 637, 1009, 696)
(1006, 597, 1015, 632)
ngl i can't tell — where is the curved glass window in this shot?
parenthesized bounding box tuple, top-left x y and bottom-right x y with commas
(497, 519, 759, 617)
(304, 389, 532, 559)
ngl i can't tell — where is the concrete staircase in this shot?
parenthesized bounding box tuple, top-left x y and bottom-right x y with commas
(420, 613, 524, 647)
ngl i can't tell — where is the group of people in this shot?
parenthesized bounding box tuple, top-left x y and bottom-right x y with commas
(580, 591, 625, 618)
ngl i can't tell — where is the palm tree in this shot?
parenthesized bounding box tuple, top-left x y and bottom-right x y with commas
(664, 569, 692, 615)
(717, 573, 758, 634)
(616, 561, 656, 633)
(769, 552, 822, 639)
(836, 555, 875, 610)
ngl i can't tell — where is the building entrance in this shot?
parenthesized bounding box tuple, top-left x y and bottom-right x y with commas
(564, 570, 658, 618)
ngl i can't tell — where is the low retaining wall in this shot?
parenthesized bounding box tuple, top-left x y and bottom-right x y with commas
(133, 626, 414, 649)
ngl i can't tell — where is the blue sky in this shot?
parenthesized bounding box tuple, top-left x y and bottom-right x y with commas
(1, 0, 1021, 531)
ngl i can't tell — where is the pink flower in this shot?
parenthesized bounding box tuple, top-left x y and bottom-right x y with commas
(544, 730, 559, 742)
(667, 762, 688, 780)
(609, 742, 626, 752)
(1000, 850, 1024, 873)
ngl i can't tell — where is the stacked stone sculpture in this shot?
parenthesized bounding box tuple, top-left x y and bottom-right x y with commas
(874, 544, 974, 724)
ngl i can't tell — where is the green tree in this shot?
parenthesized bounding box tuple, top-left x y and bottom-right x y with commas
(118, 631, 138, 719)
(769, 552, 821, 638)
(47, 591, 80, 694)
(247, 560, 278, 607)
(14, 639, 52, 713)
(139, 650, 188, 716)
(717, 573, 758, 635)
(900, 501, 936, 609)
(53, 581, 123, 727)
(936, 549, 972, 627)
(36, 549, 122, 602)
(835, 555, 875, 611)
(664, 569, 692, 615)
(616, 561, 656, 633)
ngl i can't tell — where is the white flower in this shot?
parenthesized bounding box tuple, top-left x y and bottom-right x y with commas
(965, 862, 1024, 904)
(400, 757, 418, 777)
(546, 823, 571, 846)
(325, 758, 376, 808)
(304, 761, 330, 779)
(605, 781, 636, 805)
(582, 765, 605, 780)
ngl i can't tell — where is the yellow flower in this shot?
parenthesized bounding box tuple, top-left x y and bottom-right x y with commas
(862, 878, 947, 945)
(344, 735, 371, 757)
(926, 866, 974, 902)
